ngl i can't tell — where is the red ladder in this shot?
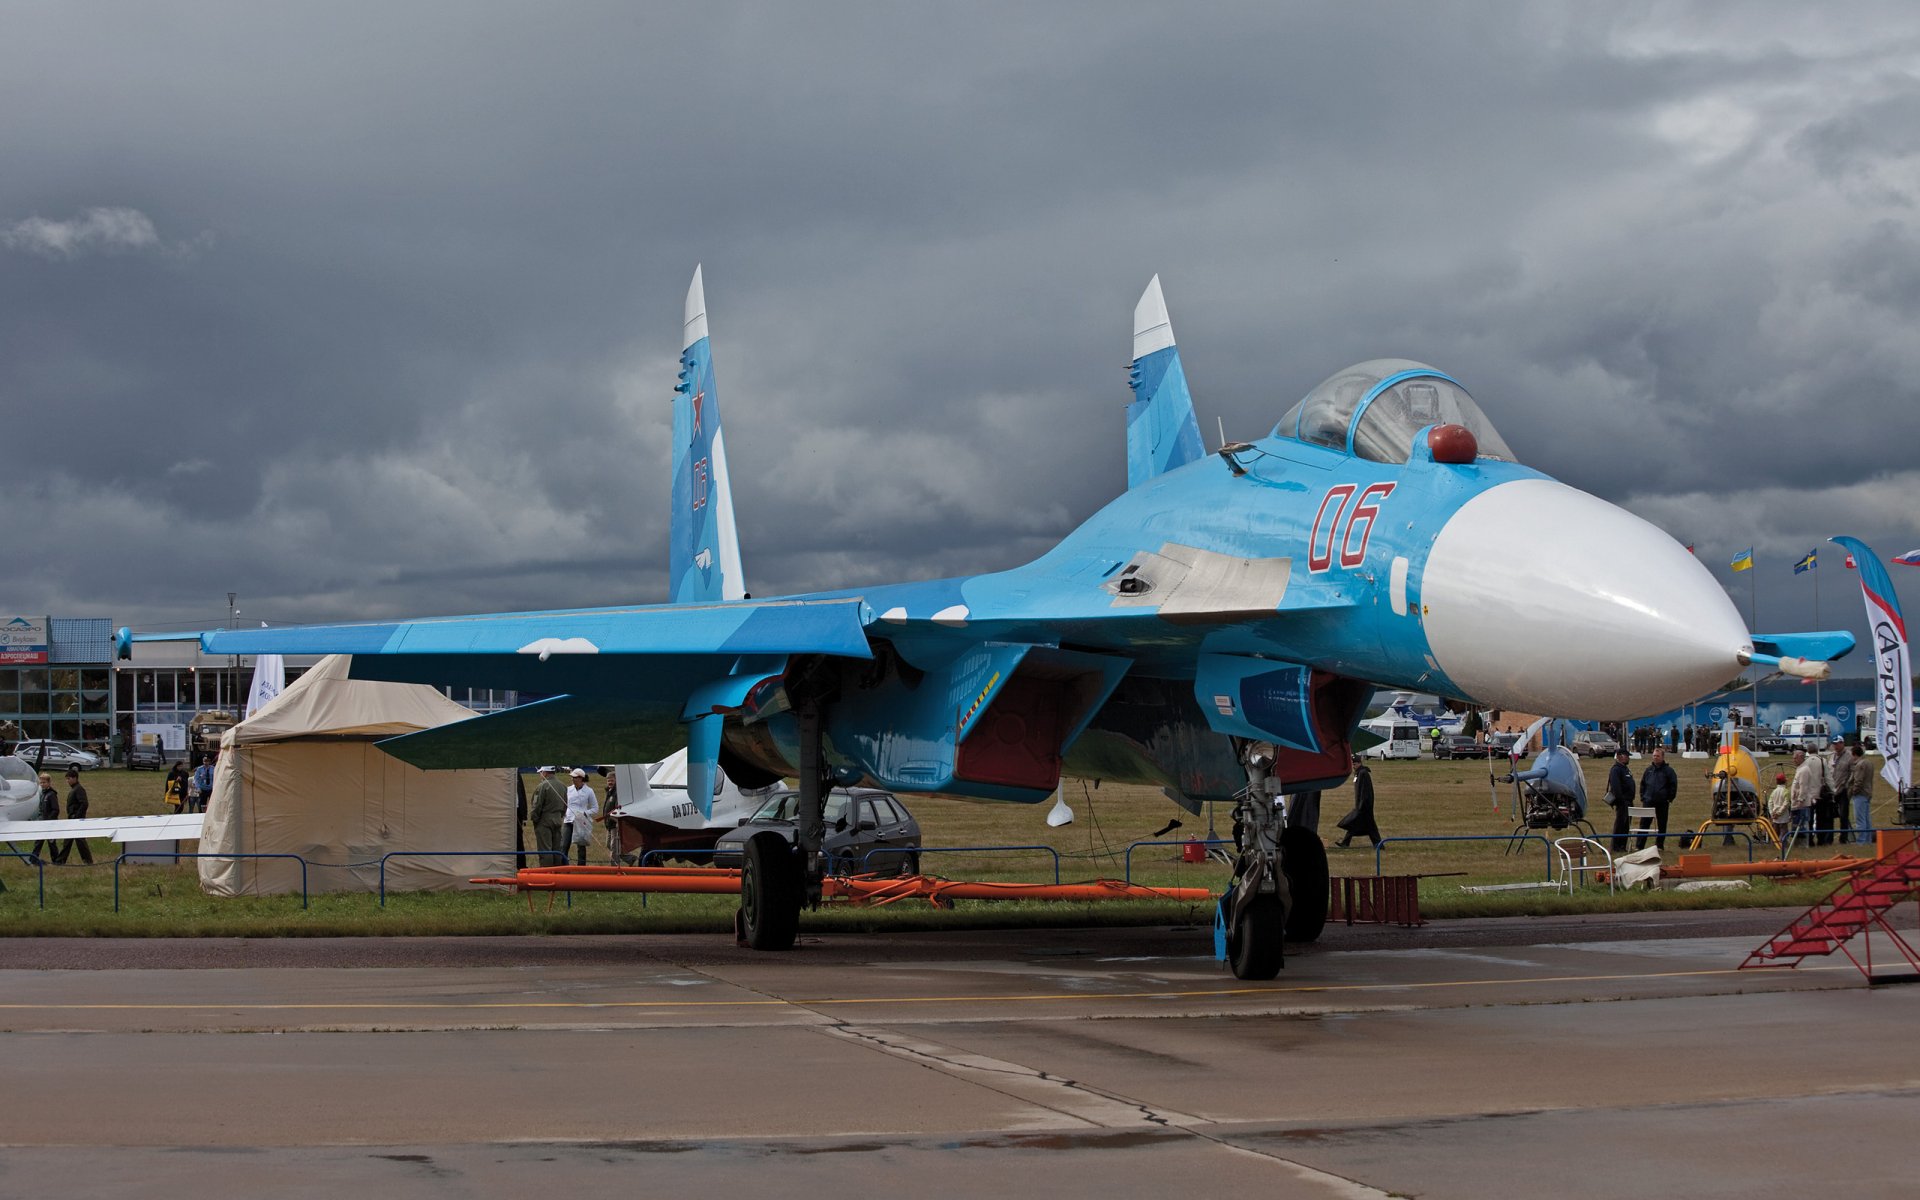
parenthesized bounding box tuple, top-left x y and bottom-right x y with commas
(1739, 843, 1920, 982)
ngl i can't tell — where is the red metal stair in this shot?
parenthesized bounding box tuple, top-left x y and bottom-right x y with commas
(1740, 842, 1920, 981)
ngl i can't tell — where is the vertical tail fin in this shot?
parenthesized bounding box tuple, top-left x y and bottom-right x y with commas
(671, 265, 746, 603)
(1125, 275, 1205, 490)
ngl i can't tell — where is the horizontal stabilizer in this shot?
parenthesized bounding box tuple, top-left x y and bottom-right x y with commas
(378, 694, 688, 770)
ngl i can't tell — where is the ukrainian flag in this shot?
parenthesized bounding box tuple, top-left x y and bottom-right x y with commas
(1793, 550, 1817, 574)
(1730, 548, 1754, 572)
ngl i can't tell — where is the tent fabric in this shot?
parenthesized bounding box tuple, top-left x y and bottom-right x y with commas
(200, 655, 516, 896)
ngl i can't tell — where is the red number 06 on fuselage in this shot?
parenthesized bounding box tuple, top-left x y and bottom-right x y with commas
(1308, 482, 1395, 573)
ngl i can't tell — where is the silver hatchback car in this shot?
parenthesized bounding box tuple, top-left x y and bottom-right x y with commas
(8, 739, 103, 771)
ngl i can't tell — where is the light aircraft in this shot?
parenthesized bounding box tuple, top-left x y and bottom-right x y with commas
(607, 748, 778, 862)
(124, 268, 1855, 979)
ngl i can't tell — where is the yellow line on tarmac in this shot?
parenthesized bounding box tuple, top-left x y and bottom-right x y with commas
(0, 964, 1845, 1013)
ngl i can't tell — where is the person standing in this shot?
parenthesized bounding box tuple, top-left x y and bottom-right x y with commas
(529, 766, 568, 865)
(1847, 749, 1879, 849)
(56, 769, 93, 865)
(1766, 772, 1792, 832)
(191, 754, 216, 815)
(564, 768, 598, 866)
(1637, 746, 1678, 850)
(1605, 748, 1636, 851)
(162, 761, 189, 812)
(27, 772, 60, 865)
(1333, 763, 1381, 848)
(1790, 748, 1821, 840)
(1815, 736, 1848, 846)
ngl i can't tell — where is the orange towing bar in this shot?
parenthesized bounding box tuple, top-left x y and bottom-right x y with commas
(472, 865, 1212, 905)
(1655, 853, 1871, 880)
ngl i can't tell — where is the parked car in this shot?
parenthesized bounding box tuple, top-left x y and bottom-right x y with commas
(126, 742, 167, 770)
(1431, 735, 1486, 760)
(712, 787, 921, 875)
(0, 755, 43, 822)
(1570, 730, 1619, 758)
(8, 739, 102, 771)
(1485, 731, 1521, 757)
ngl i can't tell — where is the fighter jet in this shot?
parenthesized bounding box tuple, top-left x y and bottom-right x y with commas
(124, 269, 1852, 978)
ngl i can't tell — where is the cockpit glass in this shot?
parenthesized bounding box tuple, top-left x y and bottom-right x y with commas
(1275, 358, 1517, 464)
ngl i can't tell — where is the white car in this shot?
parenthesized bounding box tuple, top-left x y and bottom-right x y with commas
(8, 739, 102, 771)
(0, 755, 44, 822)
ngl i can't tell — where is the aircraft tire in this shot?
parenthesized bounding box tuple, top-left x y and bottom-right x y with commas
(1280, 827, 1329, 943)
(741, 833, 801, 951)
(1227, 892, 1285, 980)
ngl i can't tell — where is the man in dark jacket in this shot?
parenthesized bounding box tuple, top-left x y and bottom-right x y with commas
(27, 772, 60, 865)
(1638, 746, 1679, 850)
(55, 768, 93, 864)
(529, 766, 568, 865)
(1605, 749, 1636, 851)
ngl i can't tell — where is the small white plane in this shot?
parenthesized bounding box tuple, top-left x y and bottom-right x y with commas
(607, 747, 778, 862)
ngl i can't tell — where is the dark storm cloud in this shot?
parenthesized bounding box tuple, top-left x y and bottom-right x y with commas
(4, 1, 1919, 649)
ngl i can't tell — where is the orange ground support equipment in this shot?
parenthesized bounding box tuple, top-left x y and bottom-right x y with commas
(1740, 832, 1920, 983)
(472, 865, 1213, 908)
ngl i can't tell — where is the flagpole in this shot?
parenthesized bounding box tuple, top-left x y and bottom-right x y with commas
(1812, 556, 1822, 722)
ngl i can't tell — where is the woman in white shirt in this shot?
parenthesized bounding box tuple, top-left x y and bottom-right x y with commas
(564, 769, 599, 865)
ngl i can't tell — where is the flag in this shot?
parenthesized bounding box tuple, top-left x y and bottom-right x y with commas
(1894, 550, 1920, 566)
(1831, 536, 1911, 793)
(1729, 548, 1754, 572)
(245, 653, 285, 719)
(1793, 550, 1817, 574)
(1845, 554, 1858, 569)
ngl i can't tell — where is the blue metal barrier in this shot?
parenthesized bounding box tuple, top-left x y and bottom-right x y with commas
(115, 851, 310, 911)
(2, 842, 46, 909)
(379, 849, 565, 906)
(1377, 834, 1554, 877)
(1122, 837, 1232, 884)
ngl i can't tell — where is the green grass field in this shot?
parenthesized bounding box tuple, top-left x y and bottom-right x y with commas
(0, 755, 1880, 937)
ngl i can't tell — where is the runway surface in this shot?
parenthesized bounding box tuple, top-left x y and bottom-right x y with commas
(2, 907, 1915, 1198)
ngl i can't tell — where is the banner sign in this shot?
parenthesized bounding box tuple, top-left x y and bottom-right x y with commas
(1831, 537, 1911, 792)
(0, 616, 48, 664)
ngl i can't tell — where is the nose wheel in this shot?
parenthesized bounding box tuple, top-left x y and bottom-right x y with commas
(1224, 740, 1293, 980)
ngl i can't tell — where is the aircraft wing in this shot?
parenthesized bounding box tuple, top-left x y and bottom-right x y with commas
(195, 596, 870, 661)
(163, 598, 871, 770)
(0, 813, 205, 844)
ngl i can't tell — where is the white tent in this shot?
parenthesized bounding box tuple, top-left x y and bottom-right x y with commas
(199, 655, 517, 896)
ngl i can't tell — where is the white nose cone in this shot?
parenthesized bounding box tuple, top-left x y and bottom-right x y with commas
(1422, 479, 1751, 720)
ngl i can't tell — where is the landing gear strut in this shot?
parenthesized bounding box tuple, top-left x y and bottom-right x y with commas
(738, 701, 830, 951)
(1224, 741, 1291, 980)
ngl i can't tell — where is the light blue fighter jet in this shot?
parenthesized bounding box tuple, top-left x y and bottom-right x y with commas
(125, 269, 1852, 978)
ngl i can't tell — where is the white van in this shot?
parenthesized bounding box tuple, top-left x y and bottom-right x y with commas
(1360, 717, 1423, 760)
(1776, 717, 1833, 752)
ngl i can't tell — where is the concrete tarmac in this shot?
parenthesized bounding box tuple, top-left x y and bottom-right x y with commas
(1, 908, 1915, 1198)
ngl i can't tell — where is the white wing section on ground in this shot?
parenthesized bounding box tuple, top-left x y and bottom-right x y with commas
(0, 813, 205, 844)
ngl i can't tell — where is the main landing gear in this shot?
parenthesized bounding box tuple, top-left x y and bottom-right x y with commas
(738, 703, 827, 951)
(1222, 742, 1330, 980)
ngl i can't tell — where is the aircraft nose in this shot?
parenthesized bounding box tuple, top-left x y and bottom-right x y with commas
(1420, 479, 1750, 720)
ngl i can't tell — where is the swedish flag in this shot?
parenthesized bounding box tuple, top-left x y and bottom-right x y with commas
(1730, 548, 1754, 572)
(1793, 550, 1817, 575)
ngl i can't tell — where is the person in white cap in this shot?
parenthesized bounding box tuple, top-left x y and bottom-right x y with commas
(564, 768, 599, 865)
(530, 766, 569, 865)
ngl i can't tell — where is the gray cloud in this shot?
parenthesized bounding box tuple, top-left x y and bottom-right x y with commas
(2, 1, 1919, 655)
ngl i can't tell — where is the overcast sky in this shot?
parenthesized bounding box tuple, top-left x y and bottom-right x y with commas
(5, 2, 1919, 662)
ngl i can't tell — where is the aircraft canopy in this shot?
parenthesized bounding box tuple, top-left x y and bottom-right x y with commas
(1275, 359, 1515, 464)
